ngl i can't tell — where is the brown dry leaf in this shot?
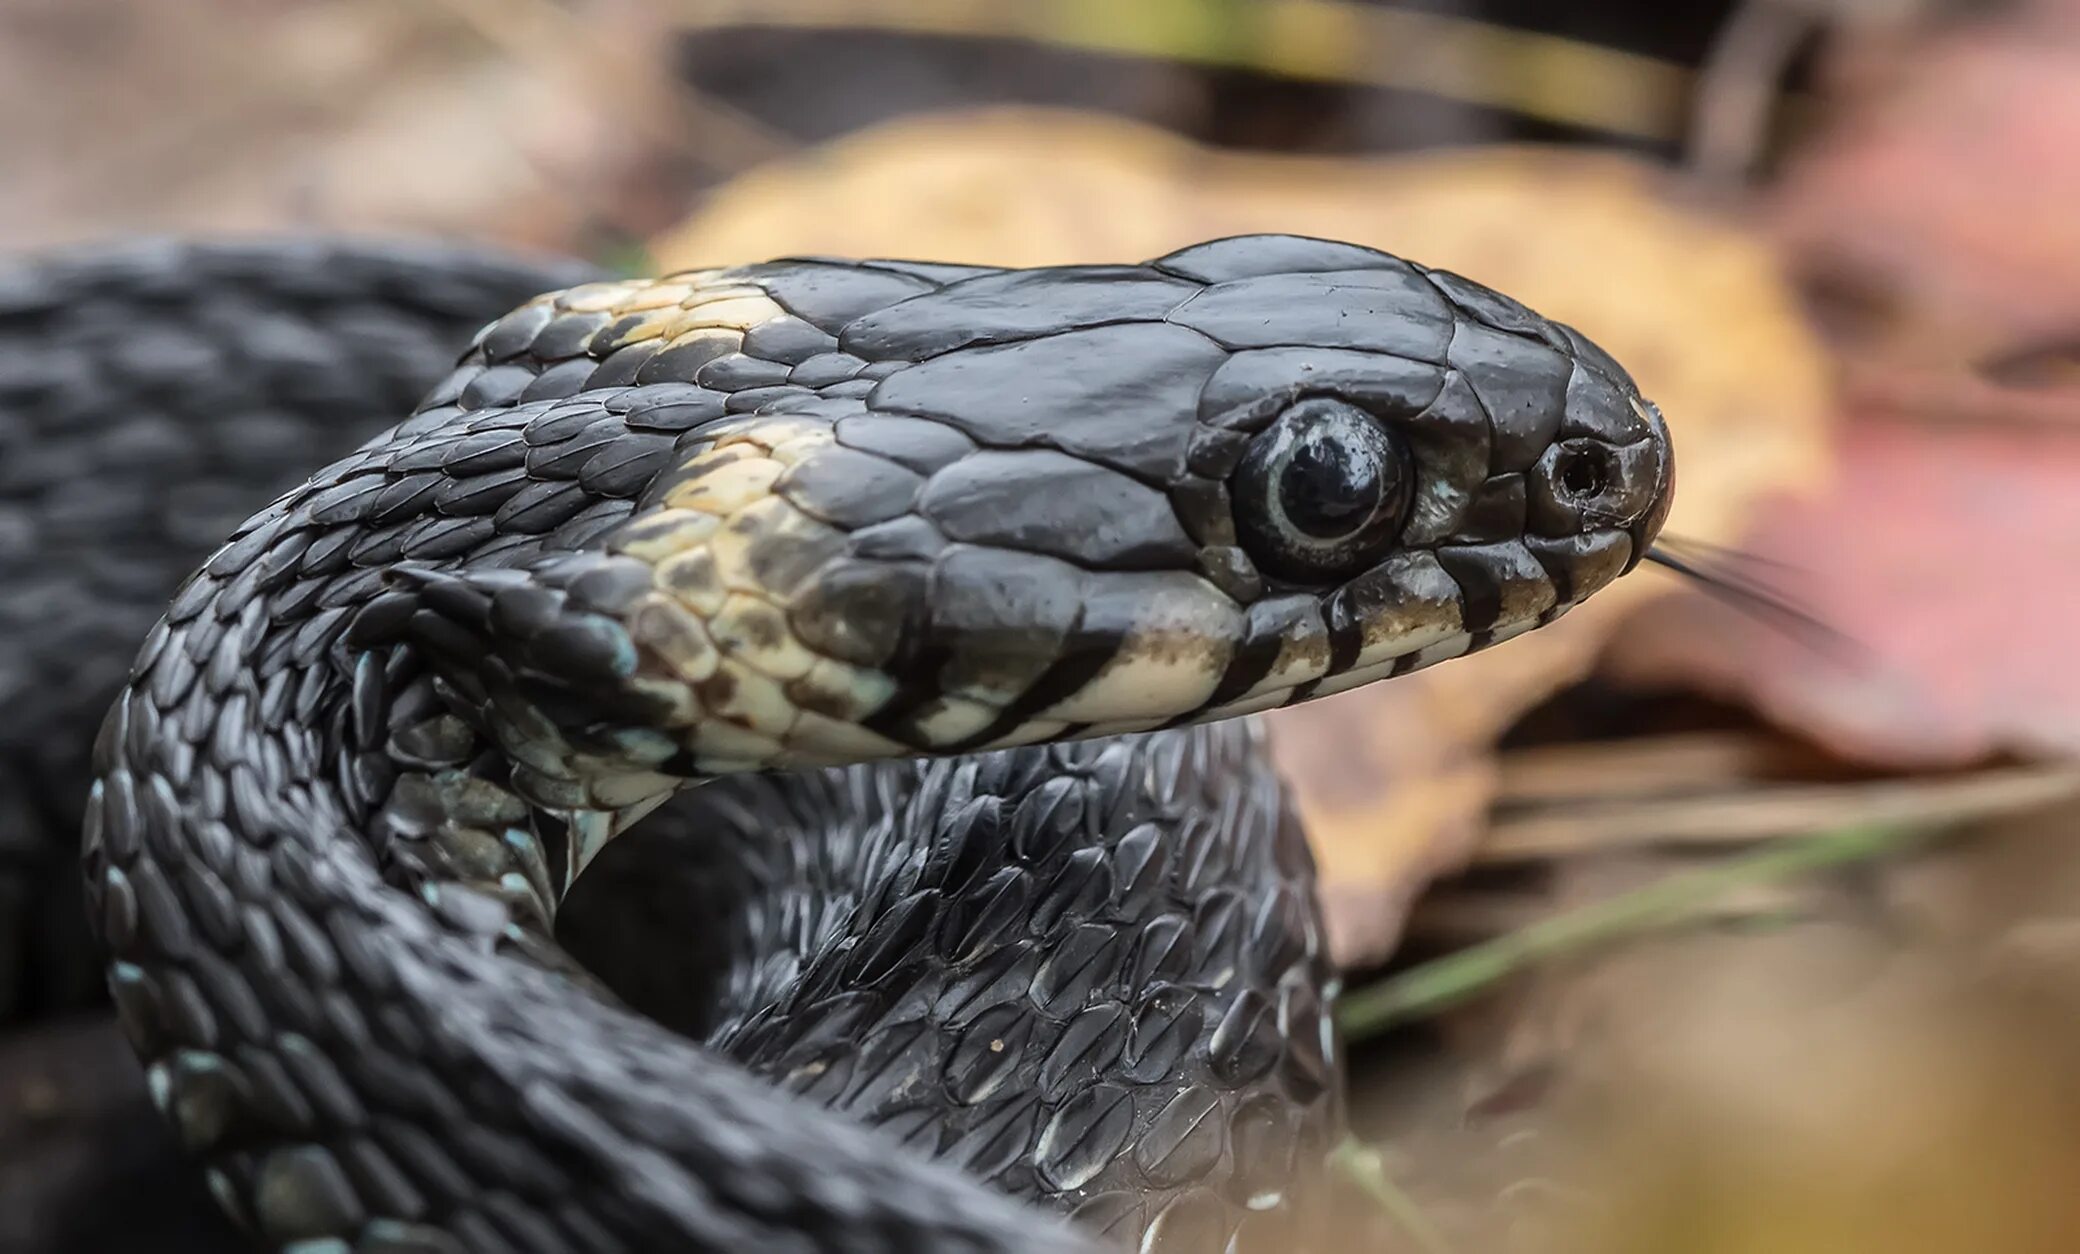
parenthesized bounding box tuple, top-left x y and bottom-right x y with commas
(658, 108, 1834, 964)
(1554, 951, 2080, 1254)
(1770, 1, 2080, 425)
(1603, 412, 2080, 769)
(1385, 800, 2080, 1254)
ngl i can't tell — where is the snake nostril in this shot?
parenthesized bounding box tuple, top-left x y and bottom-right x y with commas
(1555, 447, 1609, 499)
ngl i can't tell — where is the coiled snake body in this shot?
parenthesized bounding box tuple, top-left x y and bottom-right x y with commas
(10, 234, 1672, 1252)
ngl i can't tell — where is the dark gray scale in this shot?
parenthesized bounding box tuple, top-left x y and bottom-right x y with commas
(621, 385, 730, 435)
(1553, 321, 1639, 390)
(528, 310, 614, 362)
(515, 355, 607, 405)
(1196, 346, 1444, 427)
(774, 445, 924, 530)
(495, 479, 595, 536)
(478, 302, 556, 362)
(1448, 473, 1530, 544)
(868, 324, 1229, 484)
(1167, 268, 1456, 362)
(636, 336, 741, 389)
(851, 515, 949, 563)
(585, 339, 667, 390)
(1164, 473, 1239, 550)
(1151, 234, 1400, 284)
(916, 449, 1199, 571)
(757, 395, 866, 426)
(436, 476, 540, 534)
(832, 414, 976, 476)
(741, 314, 839, 367)
(723, 385, 815, 414)
(576, 432, 679, 500)
(1414, 264, 1561, 348)
(808, 376, 877, 401)
(1448, 318, 1573, 474)
(523, 397, 623, 447)
(1560, 357, 1652, 444)
(846, 259, 1003, 287)
(837, 266, 1200, 361)
(522, 406, 637, 482)
(788, 352, 868, 388)
(695, 353, 793, 393)
(734, 261, 936, 335)
(922, 547, 1084, 708)
(456, 365, 540, 414)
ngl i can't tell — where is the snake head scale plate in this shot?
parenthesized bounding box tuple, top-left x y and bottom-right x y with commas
(378, 232, 1674, 872)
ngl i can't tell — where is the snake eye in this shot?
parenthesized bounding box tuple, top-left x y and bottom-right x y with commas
(1232, 397, 1414, 582)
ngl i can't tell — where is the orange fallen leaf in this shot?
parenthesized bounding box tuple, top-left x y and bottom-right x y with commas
(657, 109, 1834, 963)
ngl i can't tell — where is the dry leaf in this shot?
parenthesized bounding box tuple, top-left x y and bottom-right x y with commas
(1603, 413, 2080, 768)
(658, 109, 1834, 963)
(1771, 1, 2080, 425)
(1557, 953, 2080, 1254)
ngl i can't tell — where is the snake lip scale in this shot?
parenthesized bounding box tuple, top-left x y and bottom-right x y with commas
(38, 232, 1672, 1253)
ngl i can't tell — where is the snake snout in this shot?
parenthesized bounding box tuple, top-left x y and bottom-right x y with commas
(1522, 370, 1677, 588)
(1625, 397, 1677, 571)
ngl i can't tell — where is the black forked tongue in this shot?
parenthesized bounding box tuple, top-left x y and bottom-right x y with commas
(1643, 535, 1862, 663)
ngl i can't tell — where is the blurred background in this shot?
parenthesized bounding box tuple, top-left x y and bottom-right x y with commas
(6, 0, 2080, 1251)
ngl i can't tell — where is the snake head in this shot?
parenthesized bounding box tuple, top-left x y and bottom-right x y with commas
(382, 234, 1673, 787)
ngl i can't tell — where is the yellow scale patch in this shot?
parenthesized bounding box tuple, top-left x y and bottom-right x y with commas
(486, 270, 924, 875)
(609, 417, 905, 772)
(532, 270, 789, 366)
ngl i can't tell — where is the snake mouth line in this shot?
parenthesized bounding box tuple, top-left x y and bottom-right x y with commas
(1189, 525, 1632, 724)
(583, 516, 1639, 777)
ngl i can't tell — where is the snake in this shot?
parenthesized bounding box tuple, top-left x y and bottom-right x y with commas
(8, 231, 1672, 1253)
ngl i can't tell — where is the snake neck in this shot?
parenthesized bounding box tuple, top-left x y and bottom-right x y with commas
(83, 551, 1095, 1253)
(0, 240, 604, 1025)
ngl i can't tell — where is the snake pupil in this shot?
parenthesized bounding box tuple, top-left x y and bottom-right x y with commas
(1232, 397, 1414, 582)
(1279, 430, 1382, 539)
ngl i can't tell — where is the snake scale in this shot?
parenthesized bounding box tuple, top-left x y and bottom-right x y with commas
(1, 232, 1672, 1253)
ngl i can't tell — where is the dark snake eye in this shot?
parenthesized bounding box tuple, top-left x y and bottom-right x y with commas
(1232, 397, 1414, 582)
